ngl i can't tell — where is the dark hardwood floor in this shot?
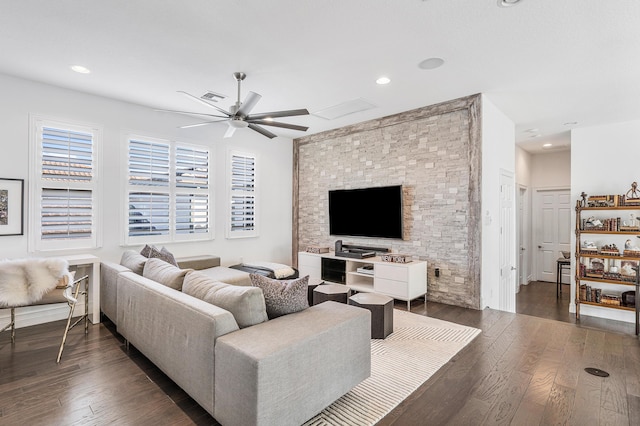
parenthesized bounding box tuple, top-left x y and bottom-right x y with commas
(1, 282, 639, 425)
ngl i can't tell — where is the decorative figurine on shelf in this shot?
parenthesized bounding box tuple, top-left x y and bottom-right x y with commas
(580, 192, 587, 207)
(582, 241, 598, 252)
(626, 181, 640, 201)
(586, 216, 603, 227)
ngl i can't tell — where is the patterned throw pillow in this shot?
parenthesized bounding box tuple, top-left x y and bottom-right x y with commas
(249, 274, 309, 319)
(147, 246, 179, 267)
(140, 244, 156, 258)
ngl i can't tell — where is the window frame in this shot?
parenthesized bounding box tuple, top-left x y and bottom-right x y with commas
(29, 115, 103, 252)
(122, 134, 213, 246)
(226, 149, 258, 239)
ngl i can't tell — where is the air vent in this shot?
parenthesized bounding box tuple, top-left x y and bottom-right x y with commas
(313, 98, 377, 120)
(200, 91, 227, 102)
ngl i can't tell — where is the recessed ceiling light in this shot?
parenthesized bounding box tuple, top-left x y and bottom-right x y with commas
(563, 121, 578, 126)
(498, 0, 523, 7)
(525, 128, 539, 133)
(543, 143, 552, 147)
(376, 76, 391, 85)
(418, 57, 445, 70)
(529, 134, 541, 138)
(70, 65, 91, 74)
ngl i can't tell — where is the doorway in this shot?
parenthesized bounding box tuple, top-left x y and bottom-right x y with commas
(533, 188, 571, 283)
(517, 185, 528, 290)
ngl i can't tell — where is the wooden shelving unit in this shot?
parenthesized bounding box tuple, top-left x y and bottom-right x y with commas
(575, 198, 640, 334)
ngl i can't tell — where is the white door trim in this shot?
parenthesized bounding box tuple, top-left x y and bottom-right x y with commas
(499, 169, 516, 313)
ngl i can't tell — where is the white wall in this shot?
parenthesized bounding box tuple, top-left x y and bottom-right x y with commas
(481, 95, 516, 311)
(571, 119, 640, 323)
(515, 146, 532, 187)
(0, 73, 293, 327)
(531, 150, 571, 188)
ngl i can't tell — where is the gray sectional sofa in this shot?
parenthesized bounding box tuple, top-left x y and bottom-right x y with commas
(100, 252, 371, 426)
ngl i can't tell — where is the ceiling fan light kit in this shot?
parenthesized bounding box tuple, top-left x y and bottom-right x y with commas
(160, 72, 310, 139)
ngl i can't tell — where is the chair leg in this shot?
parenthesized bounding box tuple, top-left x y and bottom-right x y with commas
(57, 275, 90, 363)
(57, 296, 78, 363)
(1, 308, 16, 344)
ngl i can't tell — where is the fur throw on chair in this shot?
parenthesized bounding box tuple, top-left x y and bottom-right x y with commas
(0, 258, 72, 307)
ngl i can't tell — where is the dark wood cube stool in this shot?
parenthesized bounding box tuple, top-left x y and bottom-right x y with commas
(307, 278, 324, 306)
(348, 293, 394, 339)
(313, 284, 351, 305)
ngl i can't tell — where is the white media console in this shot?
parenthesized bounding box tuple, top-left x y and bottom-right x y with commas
(298, 251, 427, 310)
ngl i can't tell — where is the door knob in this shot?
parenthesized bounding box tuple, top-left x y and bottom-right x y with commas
(511, 266, 517, 271)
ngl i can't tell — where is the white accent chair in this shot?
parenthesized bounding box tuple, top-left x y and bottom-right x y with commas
(0, 260, 89, 362)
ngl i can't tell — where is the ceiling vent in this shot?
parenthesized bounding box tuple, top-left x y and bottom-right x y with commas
(200, 91, 227, 102)
(312, 98, 377, 120)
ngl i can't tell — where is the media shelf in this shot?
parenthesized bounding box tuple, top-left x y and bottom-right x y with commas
(298, 251, 427, 310)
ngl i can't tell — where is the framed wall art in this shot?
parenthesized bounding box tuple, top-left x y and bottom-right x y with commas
(0, 178, 24, 236)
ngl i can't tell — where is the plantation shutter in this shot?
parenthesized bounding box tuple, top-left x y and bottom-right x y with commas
(40, 127, 94, 241)
(175, 146, 209, 235)
(230, 153, 256, 234)
(125, 137, 211, 242)
(127, 139, 170, 237)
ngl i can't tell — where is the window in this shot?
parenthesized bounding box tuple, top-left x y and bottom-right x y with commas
(125, 136, 211, 244)
(227, 150, 257, 238)
(29, 117, 101, 251)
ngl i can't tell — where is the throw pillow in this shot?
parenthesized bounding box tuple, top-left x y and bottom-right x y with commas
(143, 258, 191, 290)
(249, 273, 309, 319)
(140, 244, 157, 258)
(160, 247, 178, 266)
(120, 250, 147, 275)
(148, 246, 179, 267)
(183, 271, 268, 328)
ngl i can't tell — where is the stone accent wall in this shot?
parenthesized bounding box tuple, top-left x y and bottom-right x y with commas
(293, 94, 482, 309)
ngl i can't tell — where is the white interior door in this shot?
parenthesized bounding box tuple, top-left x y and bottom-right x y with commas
(534, 189, 571, 282)
(499, 170, 516, 313)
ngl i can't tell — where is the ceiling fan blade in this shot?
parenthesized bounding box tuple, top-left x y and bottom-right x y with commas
(248, 123, 277, 139)
(155, 109, 228, 119)
(179, 119, 229, 129)
(178, 91, 231, 116)
(237, 91, 262, 117)
(247, 108, 309, 121)
(247, 119, 309, 132)
(224, 126, 237, 138)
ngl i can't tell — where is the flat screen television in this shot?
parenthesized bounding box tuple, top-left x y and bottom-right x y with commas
(328, 185, 404, 239)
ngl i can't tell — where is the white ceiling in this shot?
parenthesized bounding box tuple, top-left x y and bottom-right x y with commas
(1, 0, 638, 153)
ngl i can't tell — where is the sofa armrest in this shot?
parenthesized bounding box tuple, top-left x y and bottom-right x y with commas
(214, 301, 371, 426)
(177, 255, 221, 270)
(117, 271, 239, 416)
(100, 261, 130, 325)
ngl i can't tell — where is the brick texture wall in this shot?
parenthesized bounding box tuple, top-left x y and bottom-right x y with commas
(293, 94, 482, 309)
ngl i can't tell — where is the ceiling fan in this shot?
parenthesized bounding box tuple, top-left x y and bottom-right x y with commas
(158, 72, 310, 139)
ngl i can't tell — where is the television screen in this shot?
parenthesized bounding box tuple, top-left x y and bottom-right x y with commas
(328, 185, 403, 239)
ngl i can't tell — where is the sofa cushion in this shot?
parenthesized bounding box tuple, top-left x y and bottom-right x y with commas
(183, 271, 268, 328)
(249, 274, 309, 319)
(120, 250, 147, 275)
(143, 258, 191, 290)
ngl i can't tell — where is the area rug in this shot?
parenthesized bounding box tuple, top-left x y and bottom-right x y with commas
(304, 309, 481, 425)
